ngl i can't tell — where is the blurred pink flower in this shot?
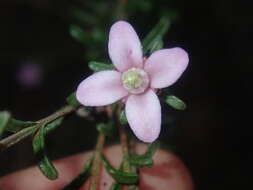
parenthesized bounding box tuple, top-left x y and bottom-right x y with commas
(76, 21, 189, 142)
(16, 62, 43, 88)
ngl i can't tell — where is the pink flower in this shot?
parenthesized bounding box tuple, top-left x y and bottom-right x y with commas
(76, 21, 189, 143)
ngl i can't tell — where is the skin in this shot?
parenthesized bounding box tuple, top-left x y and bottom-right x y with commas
(0, 144, 194, 190)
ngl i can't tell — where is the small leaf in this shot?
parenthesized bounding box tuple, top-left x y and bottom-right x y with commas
(119, 111, 128, 125)
(165, 95, 186, 110)
(6, 119, 37, 132)
(33, 126, 58, 180)
(142, 16, 170, 55)
(66, 92, 80, 107)
(145, 141, 160, 157)
(128, 142, 159, 168)
(71, 7, 98, 25)
(0, 125, 38, 151)
(44, 118, 64, 134)
(69, 25, 87, 44)
(91, 28, 106, 43)
(101, 154, 138, 184)
(62, 156, 93, 190)
(96, 122, 114, 136)
(88, 61, 115, 72)
(110, 183, 122, 190)
(149, 35, 164, 53)
(128, 154, 153, 168)
(0, 111, 11, 136)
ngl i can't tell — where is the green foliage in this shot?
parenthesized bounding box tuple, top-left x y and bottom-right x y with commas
(0, 111, 11, 136)
(96, 122, 114, 136)
(165, 95, 186, 110)
(126, 0, 152, 13)
(101, 154, 138, 184)
(44, 118, 64, 134)
(128, 141, 159, 168)
(142, 16, 170, 55)
(32, 126, 58, 180)
(62, 156, 93, 190)
(0, 125, 38, 151)
(69, 25, 87, 44)
(119, 111, 128, 125)
(110, 183, 122, 190)
(71, 8, 98, 25)
(149, 35, 164, 53)
(5, 119, 37, 132)
(66, 92, 80, 107)
(88, 61, 115, 72)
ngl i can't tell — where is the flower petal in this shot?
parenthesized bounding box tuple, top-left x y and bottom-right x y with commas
(144, 48, 189, 89)
(125, 89, 161, 143)
(108, 21, 143, 72)
(76, 71, 128, 106)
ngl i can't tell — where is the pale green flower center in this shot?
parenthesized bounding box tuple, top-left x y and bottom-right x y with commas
(122, 70, 142, 89)
(122, 68, 150, 94)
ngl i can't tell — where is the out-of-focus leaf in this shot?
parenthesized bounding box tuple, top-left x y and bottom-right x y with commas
(128, 141, 159, 168)
(142, 16, 170, 55)
(88, 61, 115, 72)
(44, 118, 64, 134)
(91, 28, 106, 43)
(149, 35, 164, 53)
(62, 156, 93, 190)
(145, 141, 159, 157)
(33, 126, 58, 180)
(101, 154, 138, 184)
(119, 111, 128, 125)
(110, 183, 122, 190)
(128, 154, 153, 168)
(5, 119, 37, 132)
(71, 7, 98, 25)
(66, 92, 81, 108)
(0, 111, 11, 136)
(165, 95, 186, 110)
(0, 125, 38, 151)
(96, 123, 114, 136)
(69, 25, 87, 44)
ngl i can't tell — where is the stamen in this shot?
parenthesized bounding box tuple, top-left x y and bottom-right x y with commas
(122, 68, 149, 94)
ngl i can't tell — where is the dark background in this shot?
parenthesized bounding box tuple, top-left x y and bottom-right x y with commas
(0, 0, 252, 189)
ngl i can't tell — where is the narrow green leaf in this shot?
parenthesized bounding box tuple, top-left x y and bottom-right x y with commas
(66, 92, 80, 107)
(71, 7, 98, 25)
(128, 142, 159, 168)
(33, 126, 58, 180)
(101, 154, 138, 184)
(44, 118, 64, 134)
(96, 123, 114, 136)
(119, 111, 128, 125)
(69, 25, 87, 44)
(88, 61, 115, 72)
(142, 16, 170, 55)
(145, 141, 160, 157)
(62, 156, 93, 190)
(0, 111, 11, 136)
(149, 35, 164, 53)
(110, 183, 122, 190)
(5, 119, 37, 132)
(128, 154, 153, 168)
(165, 95, 186, 110)
(0, 125, 38, 151)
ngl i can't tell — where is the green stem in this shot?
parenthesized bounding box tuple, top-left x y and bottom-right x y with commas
(119, 122, 130, 172)
(89, 133, 105, 190)
(117, 104, 139, 190)
(37, 105, 76, 124)
(0, 105, 77, 151)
